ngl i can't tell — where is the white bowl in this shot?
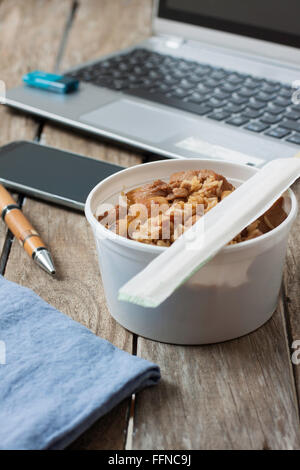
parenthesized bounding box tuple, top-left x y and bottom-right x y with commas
(85, 159, 297, 345)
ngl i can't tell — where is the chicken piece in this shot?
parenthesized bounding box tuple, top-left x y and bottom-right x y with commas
(98, 206, 122, 228)
(169, 169, 234, 193)
(166, 187, 189, 201)
(126, 180, 170, 205)
(221, 190, 233, 200)
(262, 197, 287, 230)
(169, 170, 200, 185)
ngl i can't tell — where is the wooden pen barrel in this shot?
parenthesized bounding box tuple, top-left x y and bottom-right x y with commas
(0, 185, 46, 258)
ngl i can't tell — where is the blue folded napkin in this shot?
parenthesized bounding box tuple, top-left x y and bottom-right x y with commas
(0, 276, 160, 450)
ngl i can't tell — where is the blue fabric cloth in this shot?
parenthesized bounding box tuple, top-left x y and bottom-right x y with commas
(0, 276, 160, 450)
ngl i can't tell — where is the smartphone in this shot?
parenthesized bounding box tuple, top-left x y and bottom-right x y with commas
(0, 141, 124, 210)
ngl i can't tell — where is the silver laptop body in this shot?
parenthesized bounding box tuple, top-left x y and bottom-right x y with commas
(5, 0, 300, 166)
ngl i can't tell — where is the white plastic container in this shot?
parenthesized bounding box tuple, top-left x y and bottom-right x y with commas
(85, 159, 297, 345)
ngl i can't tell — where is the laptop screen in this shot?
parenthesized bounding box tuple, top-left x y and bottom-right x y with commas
(158, 0, 300, 49)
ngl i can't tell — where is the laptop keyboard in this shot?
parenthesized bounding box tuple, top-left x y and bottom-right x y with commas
(67, 48, 300, 145)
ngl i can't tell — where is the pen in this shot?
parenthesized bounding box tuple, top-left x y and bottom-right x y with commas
(0, 184, 55, 275)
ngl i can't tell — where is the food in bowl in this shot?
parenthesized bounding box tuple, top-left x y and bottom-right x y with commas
(86, 159, 297, 344)
(98, 169, 287, 247)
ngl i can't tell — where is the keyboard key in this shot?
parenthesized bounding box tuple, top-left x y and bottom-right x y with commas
(260, 113, 282, 124)
(221, 83, 241, 93)
(266, 103, 285, 115)
(140, 78, 154, 89)
(163, 75, 179, 85)
(260, 83, 280, 94)
(255, 91, 275, 102)
(244, 121, 269, 133)
(144, 61, 156, 70)
(273, 97, 291, 107)
(230, 94, 249, 105)
(265, 79, 281, 88)
(128, 75, 146, 85)
(99, 60, 111, 69)
(119, 62, 132, 73)
(207, 97, 225, 108)
(265, 127, 290, 139)
(170, 88, 191, 98)
(210, 70, 227, 80)
(149, 70, 162, 80)
(243, 78, 260, 89)
(203, 78, 221, 89)
(178, 60, 192, 70)
(284, 111, 300, 120)
(207, 111, 230, 121)
(226, 116, 249, 127)
(286, 133, 300, 145)
(173, 70, 186, 79)
(162, 56, 177, 66)
(242, 108, 263, 119)
(132, 66, 145, 75)
(201, 64, 212, 72)
(213, 89, 230, 100)
(278, 87, 292, 98)
(143, 62, 154, 71)
(188, 74, 202, 83)
(248, 99, 266, 110)
(196, 83, 211, 94)
(186, 92, 208, 104)
(280, 119, 300, 133)
(238, 88, 257, 98)
(225, 103, 246, 113)
(179, 79, 194, 89)
(151, 83, 170, 93)
(227, 74, 245, 84)
(193, 67, 208, 77)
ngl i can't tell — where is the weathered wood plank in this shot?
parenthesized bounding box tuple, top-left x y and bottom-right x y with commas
(132, 298, 300, 450)
(283, 179, 300, 409)
(60, 0, 153, 71)
(0, 0, 73, 147)
(42, 0, 153, 167)
(4, 0, 153, 450)
(0, 0, 73, 257)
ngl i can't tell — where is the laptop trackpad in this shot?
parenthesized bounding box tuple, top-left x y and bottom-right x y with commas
(80, 99, 187, 143)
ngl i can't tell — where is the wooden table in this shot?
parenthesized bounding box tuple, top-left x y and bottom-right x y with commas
(1, 0, 300, 450)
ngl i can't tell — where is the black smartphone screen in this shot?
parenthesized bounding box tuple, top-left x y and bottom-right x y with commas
(0, 141, 124, 210)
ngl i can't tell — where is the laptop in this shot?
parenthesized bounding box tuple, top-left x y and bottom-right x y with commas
(6, 0, 300, 166)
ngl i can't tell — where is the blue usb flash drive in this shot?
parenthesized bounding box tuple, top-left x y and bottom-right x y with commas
(23, 71, 79, 94)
